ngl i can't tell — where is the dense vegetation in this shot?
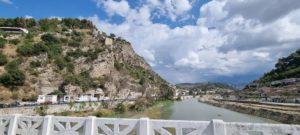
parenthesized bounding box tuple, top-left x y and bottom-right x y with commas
(0, 17, 94, 30)
(260, 49, 300, 82)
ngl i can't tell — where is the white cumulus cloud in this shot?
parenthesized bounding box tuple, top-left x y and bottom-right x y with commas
(90, 0, 300, 84)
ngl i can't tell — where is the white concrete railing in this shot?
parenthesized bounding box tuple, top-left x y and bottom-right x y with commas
(0, 115, 299, 135)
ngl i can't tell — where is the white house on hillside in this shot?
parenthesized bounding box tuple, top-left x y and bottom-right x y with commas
(37, 95, 58, 104)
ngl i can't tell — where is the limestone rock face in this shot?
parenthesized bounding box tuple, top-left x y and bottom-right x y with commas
(0, 26, 173, 101)
(64, 84, 83, 95)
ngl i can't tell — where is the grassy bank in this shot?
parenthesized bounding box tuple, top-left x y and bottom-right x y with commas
(120, 100, 173, 119)
(52, 100, 173, 119)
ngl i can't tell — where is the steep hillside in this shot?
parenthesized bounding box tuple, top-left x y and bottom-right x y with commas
(259, 49, 300, 83)
(0, 18, 173, 102)
(241, 49, 300, 98)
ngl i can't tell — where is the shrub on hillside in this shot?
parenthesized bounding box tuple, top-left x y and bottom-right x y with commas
(114, 103, 126, 114)
(30, 60, 42, 68)
(17, 43, 47, 56)
(66, 49, 84, 58)
(68, 41, 80, 47)
(0, 52, 8, 66)
(0, 37, 6, 48)
(41, 34, 60, 45)
(9, 39, 20, 45)
(49, 90, 64, 97)
(0, 69, 26, 87)
(54, 56, 67, 70)
(34, 105, 48, 116)
(47, 45, 62, 59)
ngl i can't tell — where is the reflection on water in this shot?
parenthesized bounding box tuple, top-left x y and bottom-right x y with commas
(169, 98, 278, 123)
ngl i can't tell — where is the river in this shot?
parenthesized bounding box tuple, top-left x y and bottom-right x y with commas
(168, 98, 278, 123)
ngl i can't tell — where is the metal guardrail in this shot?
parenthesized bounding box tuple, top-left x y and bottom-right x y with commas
(0, 115, 299, 135)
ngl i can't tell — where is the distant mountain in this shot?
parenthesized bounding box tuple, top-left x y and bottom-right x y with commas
(176, 82, 237, 91)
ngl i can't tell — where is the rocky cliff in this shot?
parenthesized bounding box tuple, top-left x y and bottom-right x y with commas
(0, 18, 173, 102)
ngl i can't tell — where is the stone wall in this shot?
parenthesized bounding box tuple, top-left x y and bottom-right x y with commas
(200, 99, 300, 124)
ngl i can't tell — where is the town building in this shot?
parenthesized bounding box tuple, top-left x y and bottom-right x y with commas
(37, 95, 58, 104)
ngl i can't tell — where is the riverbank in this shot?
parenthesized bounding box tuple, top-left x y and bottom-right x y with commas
(52, 100, 173, 119)
(199, 98, 300, 124)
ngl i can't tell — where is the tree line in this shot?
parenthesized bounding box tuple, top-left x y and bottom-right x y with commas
(0, 17, 95, 30)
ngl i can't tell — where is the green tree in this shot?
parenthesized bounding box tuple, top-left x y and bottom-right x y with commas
(34, 105, 49, 116)
(41, 34, 60, 45)
(30, 60, 42, 68)
(54, 56, 66, 70)
(9, 39, 20, 45)
(25, 18, 37, 28)
(0, 37, 6, 48)
(0, 69, 26, 87)
(114, 103, 126, 113)
(14, 17, 26, 27)
(17, 43, 47, 56)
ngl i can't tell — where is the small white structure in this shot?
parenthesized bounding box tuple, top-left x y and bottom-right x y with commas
(37, 95, 58, 104)
(0, 27, 28, 34)
(105, 37, 113, 45)
(74, 94, 98, 102)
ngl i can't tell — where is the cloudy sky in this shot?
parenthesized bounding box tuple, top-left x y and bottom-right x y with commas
(1, 0, 300, 86)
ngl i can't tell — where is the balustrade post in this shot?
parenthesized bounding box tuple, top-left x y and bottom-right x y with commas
(85, 116, 96, 135)
(138, 117, 150, 135)
(42, 115, 53, 135)
(211, 119, 226, 135)
(7, 114, 21, 135)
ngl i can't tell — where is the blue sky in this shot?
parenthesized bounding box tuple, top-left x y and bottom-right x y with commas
(1, 0, 300, 86)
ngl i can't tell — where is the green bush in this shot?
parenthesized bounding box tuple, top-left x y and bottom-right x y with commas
(49, 90, 64, 97)
(9, 39, 20, 45)
(66, 49, 84, 58)
(17, 43, 47, 56)
(47, 44, 62, 59)
(0, 52, 7, 66)
(68, 41, 80, 47)
(114, 61, 123, 71)
(60, 38, 68, 43)
(114, 103, 126, 114)
(101, 102, 109, 109)
(71, 35, 82, 42)
(34, 105, 48, 116)
(30, 60, 42, 68)
(0, 69, 26, 87)
(85, 48, 102, 62)
(54, 56, 66, 70)
(0, 37, 6, 48)
(66, 63, 75, 73)
(5, 60, 19, 71)
(41, 34, 60, 45)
